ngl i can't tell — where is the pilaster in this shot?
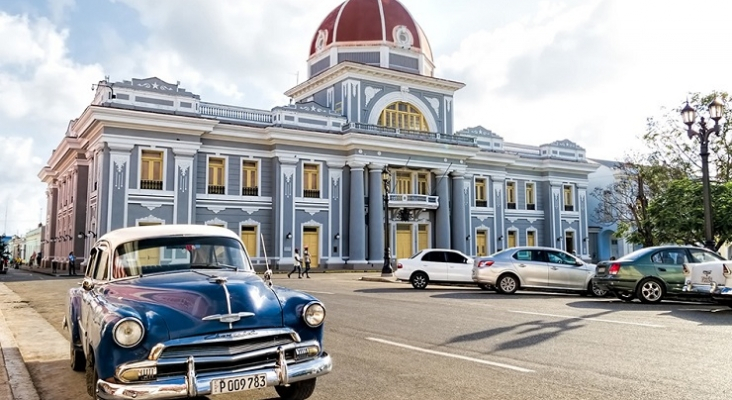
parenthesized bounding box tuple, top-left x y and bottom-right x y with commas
(173, 152, 195, 224)
(278, 157, 298, 265)
(491, 176, 505, 251)
(107, 143, 132, 231)
(577, 185, 589, 257)
(368, 163, 385, 262)
(348, 162, 367, 265)
(450, 171, 467, 253)
(327, 162, 344, 264)
(432, 169, 451, 249)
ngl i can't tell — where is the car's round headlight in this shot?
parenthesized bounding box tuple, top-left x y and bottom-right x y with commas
(113, 318, 145, 348)
(302, 302, 326, 327)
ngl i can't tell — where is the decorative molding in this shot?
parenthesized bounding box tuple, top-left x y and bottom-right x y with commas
(304, 209, 321, 216)
(136, 215, 165, 225)
(140, 203, 162, 211)
(178, 160, 191, 193)
(445, 97, 453, 112)
(365, 86, 382, 106)
(400, 86, 410, 93)
(425, 97, 440, 117)
(111, 154, 127, 190)
(207, 207, 225, 214)
(205, 217, 227, 228)
(241, 207, 260, 215)
(331, 175, 341, 200)
(477, 215, 488, 222)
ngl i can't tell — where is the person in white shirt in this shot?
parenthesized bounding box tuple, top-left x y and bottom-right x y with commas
(288, 248, 302, 279)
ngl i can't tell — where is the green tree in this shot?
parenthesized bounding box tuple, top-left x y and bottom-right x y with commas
(643, 91, 732, 182)
(590, 154, 685, 247)
(647, 179, 732, 251)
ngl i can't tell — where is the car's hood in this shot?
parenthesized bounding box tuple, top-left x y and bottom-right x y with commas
(102, 270, 283, 339)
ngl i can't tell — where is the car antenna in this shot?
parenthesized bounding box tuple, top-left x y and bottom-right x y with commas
(260, 233, 273, 287)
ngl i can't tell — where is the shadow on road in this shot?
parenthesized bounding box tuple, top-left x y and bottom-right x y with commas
(566, 299, 732, 325)
(444, 310, 615, 353)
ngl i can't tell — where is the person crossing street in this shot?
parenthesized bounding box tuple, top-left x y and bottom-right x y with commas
(303, 246, 311, 278)
(288, 248, 302, 279)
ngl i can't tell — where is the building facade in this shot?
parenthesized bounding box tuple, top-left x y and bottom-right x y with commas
(39, 0, 598, 270)
(586, 159, 637, 262)
(24, 224, 45, 265)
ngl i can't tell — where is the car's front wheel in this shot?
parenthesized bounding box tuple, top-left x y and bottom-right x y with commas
(588, 281, 608, 297)
(410, 272, 429, 289)
(70, 340, 85, 372)
(85, 350, 97, 398)
(496, 274, 519, 294)
(275, 378, 317, 400)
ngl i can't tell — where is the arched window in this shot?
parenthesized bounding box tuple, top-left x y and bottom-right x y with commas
(378, 102, 428, 131)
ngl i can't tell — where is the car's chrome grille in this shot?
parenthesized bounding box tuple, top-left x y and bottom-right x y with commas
(154, 329, 301, 377)
(159, 334, 295, 359)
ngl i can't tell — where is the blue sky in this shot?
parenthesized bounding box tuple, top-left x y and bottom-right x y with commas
(2, 0, 732, 236)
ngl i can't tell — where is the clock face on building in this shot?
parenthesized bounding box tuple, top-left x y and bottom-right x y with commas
(393, 25, 413, 49)
(315, 29, 328, 52)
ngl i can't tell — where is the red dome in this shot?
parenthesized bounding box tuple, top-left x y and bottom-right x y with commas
(309, 0, 432, 60)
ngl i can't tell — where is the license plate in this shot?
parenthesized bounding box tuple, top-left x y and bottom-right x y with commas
(211, 374, 267, 394)
(597, 267, 605, 274)
(701, 276, 714, 283)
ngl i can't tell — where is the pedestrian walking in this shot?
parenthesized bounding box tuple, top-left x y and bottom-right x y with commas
(30, 251, 36, 267)
(288, 248, 302, 279)
(303, 246, 311, 278)
(68, 251, 76, 276)
(36, 252, 42, 268)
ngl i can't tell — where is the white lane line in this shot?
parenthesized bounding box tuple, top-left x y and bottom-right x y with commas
(508, 310, 665, 328)
(365, 337, 534, 373)
(304, 290, 335, 295)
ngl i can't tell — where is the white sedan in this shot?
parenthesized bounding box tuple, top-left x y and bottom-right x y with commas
(395, 248, 488, 290)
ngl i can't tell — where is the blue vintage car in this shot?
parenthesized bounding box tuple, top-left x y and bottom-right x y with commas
(63, 224, 332, 399)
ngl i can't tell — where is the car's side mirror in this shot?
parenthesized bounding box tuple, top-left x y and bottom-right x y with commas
(81, 277, 95, 291)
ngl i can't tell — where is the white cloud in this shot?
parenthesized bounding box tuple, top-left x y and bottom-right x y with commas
(0, 11, 103, 235)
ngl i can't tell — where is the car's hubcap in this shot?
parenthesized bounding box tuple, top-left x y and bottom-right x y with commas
(500, 277, 516, 292)
(641, 281, 662, 301)
(592, 285, 607, 297)
(414, 276, 426, 287)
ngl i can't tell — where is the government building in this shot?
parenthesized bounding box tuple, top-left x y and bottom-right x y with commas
(38, 0, 598, 270)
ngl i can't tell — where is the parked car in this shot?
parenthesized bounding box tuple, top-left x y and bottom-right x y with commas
(682, 260, 732, 307)
(63, 224, 332, 400)
(472, 247, 607, 296)
(395, 249, 488, 290)
(593, 245, 725, 303)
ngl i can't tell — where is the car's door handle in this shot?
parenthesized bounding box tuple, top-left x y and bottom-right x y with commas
(551, 266, 558, 270)
(518, 264, 526, 267)
(658, 268, 667, 272)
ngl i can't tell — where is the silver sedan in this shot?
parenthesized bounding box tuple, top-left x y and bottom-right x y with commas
(472, 246, 607, 296)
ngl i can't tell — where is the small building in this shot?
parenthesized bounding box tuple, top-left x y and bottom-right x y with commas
(39, 0, 599, 269)
(24, 224, 45, 265)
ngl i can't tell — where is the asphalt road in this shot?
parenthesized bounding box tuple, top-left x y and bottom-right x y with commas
(3, 269, 732, 400)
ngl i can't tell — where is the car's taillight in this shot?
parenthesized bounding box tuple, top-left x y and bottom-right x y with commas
(608, 263, 621, 275)
(477, 260, 494, 268)
(723, 264, 731, 276)
(397, 263, 403, 269)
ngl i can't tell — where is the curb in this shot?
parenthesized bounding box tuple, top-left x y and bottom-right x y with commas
(0, 284, 41, 400)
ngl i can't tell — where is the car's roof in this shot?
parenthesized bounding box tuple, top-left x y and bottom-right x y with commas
(97, 224, 240, 248)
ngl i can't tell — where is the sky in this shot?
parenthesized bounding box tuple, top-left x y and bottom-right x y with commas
(2, 0, 732, 237)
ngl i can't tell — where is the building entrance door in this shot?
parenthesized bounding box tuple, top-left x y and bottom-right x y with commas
(240, 226, 257, 257)
(396, 224, 413, 259)
(565, 231, 575, 254)
(303, 227, 319, 268)
(476, 230, 488, 256)
(418, 224, 429, 251)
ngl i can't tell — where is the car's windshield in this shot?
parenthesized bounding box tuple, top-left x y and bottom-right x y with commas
(112, 235, 252, 279)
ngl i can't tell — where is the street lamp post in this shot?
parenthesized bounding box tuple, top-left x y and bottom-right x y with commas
(681, 97, 725, 251)
(381, 167, 393, 277)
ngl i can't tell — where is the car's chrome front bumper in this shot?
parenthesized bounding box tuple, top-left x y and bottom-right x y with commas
(97, 349, 332, 400)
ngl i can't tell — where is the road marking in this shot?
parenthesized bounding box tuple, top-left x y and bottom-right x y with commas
(304, 290, 335, 295)
(365, 337, 534, 373)
(508, 310, 665, 328)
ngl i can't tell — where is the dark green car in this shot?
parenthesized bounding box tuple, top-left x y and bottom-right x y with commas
(593, 246, 725, 303)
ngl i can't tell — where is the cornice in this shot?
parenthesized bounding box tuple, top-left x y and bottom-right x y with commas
(284, 61, 465, 99)
(76, 106, 219, 137)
